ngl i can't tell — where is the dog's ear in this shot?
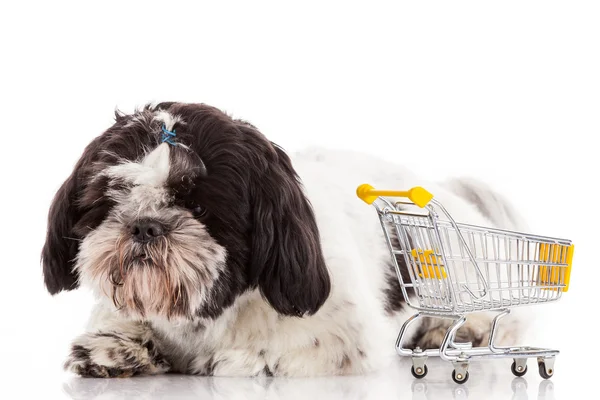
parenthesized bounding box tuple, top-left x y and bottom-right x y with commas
(249, 142, 331, 317)
(40, 135, 108, 295)
(41, 167, 84, 294)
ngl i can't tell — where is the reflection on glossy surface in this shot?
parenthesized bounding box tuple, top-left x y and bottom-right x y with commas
(537, 380, 555, 400)
(408, 377, 556, 400)
(452, 385, 469, 400)
(511, 378, 528, 400)
(62, 358, 559, 400)
(63, 374, 382, 400)
(410, 381, 470, 400)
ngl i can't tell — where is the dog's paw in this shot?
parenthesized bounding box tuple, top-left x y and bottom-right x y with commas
(64, 332, 170, 378)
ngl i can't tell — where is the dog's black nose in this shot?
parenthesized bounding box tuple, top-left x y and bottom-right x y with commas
(130, 219, 165, 242)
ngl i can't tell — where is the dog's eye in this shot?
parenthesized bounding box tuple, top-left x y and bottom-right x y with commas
(192, 205, 207, 218)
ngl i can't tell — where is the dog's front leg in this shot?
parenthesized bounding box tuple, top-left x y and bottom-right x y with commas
(64, 304, 170, 378)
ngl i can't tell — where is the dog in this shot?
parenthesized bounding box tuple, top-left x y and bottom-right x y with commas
(42, 102, 527, 377)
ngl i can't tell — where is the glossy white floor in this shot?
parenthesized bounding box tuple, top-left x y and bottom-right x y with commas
(0, 339, 578, 400)
(2, 287, 593, 400)
(56, 358, 554, 400)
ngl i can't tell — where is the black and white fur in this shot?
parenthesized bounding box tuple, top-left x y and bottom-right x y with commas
(42, 102, 527, 377)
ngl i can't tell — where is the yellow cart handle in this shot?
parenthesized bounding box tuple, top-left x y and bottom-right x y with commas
(357, 184, 434, 208)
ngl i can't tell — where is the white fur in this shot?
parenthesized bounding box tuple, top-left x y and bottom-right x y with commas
(154, 110, 183, 132)
(106, 143, 171, 187)
(72, 146, 528, 377)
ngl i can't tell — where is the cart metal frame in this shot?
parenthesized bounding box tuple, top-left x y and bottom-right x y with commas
(357, 184, 574, 383)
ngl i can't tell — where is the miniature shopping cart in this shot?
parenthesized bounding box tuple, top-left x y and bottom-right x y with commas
(357, 184, 574, 384)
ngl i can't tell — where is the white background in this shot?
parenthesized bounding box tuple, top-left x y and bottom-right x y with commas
(1, 1, 598, 399)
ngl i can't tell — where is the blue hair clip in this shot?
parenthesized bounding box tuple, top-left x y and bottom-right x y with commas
(161, 124, 177, 145)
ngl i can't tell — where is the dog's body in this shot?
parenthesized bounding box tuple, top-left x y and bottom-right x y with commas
(42, 103, 526, 377)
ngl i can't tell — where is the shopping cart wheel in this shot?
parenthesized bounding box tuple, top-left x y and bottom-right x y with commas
(451, 370, 469, 384)
(538, 361, 554, 379)
(411, 364, 428, 379)
(511, 360, 528, 377)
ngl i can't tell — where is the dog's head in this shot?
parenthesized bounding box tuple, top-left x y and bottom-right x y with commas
(41, 103, 330, 320)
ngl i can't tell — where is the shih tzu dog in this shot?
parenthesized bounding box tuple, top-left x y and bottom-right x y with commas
(42, 102, 526, 378)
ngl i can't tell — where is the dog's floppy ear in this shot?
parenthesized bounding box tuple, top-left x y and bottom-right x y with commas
(249, 142, 331, 317)
(41, 134, 108, 295)
(41, 167, 84, 294)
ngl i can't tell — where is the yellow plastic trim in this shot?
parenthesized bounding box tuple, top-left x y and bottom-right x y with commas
(564, 244, 574, 292)
(411, 249, 447, 279)
(539, 243, 574, 292)
(356, 184, 434, 208)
